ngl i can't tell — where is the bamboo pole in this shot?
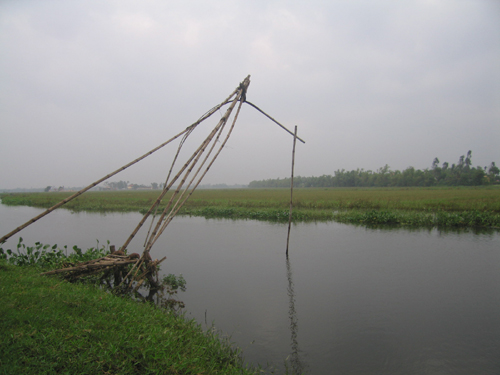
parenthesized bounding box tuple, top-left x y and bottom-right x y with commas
(286, 126, 298, 255)
(150, 92, 246, 248)
(0, 128, 190, 244)
(119, 77, 250, 252)
(142, 76, 250, 254)
(125, 256, 147, 289)
(40, 259, 137, 275)
(149, 121, 228, 245)
(143, 128, 194, 248)
(0, 83, 241, 245)
(119, 137, 204, 251)
(245, 101, 305, 144)
(141, 114, 227, 252)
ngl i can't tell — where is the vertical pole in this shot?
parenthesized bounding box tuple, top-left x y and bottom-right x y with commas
(286, 126, 298, 255)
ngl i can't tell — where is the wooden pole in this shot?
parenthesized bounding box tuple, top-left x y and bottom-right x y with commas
(120, 130, 213, 251)
(286, 126, 298, 255)
(245, 101, 305, 144)
(143, 76, 250, 254)
(117, 77, 250, 252)
(150, 93, 246, 247)
(0, 86, 239, 245)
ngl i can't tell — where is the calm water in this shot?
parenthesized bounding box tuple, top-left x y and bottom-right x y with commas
(1, 204, 499, 374)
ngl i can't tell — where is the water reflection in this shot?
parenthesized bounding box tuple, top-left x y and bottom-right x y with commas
(361, 223, 498, 235)
(285, 254, 306, 374)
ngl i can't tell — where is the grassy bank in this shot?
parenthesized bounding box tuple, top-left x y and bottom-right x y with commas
(1, 186, 500, 228)
(0, 260, 255, 374)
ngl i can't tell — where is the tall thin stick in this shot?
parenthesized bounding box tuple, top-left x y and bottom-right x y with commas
(286, 126, 298, 255)
(245, 101, 305, 144)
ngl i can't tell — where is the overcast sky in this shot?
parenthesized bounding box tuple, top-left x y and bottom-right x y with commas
(1, 0, 499, 189)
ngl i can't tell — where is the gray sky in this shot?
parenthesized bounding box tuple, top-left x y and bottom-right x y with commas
(1, 0, 499, 189)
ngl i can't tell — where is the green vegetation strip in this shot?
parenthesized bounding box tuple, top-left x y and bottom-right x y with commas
(331, 209, 500, 227)
(1, 187, 500, 228)
(0, 261, 254, 374)
(179, 207, 499, 228)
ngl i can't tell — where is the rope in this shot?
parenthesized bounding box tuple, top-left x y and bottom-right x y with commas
(245, 101, 305, 144)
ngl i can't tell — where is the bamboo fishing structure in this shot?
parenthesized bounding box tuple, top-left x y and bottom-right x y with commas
(1, 75, 305, 294)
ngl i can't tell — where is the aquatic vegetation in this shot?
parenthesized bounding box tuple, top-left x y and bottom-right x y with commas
(0, 237, 110, 269)
(332, 209, 500, 228)
(182, 206, 333, 223)
(1, 186, 499, 228)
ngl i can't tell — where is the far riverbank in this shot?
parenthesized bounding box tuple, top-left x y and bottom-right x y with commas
(1, 186, 500, 229)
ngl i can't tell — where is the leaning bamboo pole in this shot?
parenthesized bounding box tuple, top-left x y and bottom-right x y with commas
(21, 75, 311, 303)
(0, 128, 191, 244)
(120, 90, 235, 252)
(146, 120, 228, 248)
(0, 93, 236, 245)
(142, 76, 250, 254)
(142, 127, 195, 248)
(148, 90, 246, 251)
(245, 101, 305, 144)
(110, 77, 250, 253)
(40, 259, 136, 276)
(119, 133, 207, 252)
(143, 119, 226, 250)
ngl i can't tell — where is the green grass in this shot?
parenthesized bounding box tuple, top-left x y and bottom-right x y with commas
(2, 186, 500, 228)
(2, 187, 500, 212)
(0, 260, 256, 374)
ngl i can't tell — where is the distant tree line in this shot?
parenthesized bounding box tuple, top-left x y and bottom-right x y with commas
(249, 151, 500, 188)
(107, 181, 129, 190)
(44, 186, 67, 192)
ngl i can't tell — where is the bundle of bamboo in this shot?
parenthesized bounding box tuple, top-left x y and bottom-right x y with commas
(40, 249, 166, 297)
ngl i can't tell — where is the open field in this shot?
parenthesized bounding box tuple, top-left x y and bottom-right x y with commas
(1, 186, 500, 228)
(2, 186, 500, 212)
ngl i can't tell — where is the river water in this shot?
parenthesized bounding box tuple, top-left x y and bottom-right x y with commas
(1, 204, 499, 374)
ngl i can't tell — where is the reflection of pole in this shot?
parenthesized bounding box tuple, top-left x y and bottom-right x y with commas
(286, 126, 298, 255)
(286, 254, 304, 374)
